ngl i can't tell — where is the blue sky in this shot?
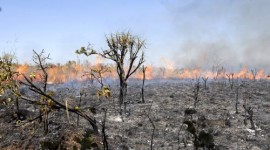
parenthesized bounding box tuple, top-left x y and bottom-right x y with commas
(1, 0, 270, 70)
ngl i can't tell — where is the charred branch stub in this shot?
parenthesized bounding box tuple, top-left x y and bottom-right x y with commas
(243, 96, 256, 130)
(243, 104, 255, 130)
(183, 120, 215, 149)
(184, 108, 197, 115)
(184, 108, 197, 120)
(76, 32, 145, 114)
(242, 94, 256, 130)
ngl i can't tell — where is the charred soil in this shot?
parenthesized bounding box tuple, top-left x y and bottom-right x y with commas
(0, 79, 270, 150)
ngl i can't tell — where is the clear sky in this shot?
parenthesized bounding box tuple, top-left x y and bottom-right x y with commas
(1, 0, 270, 70)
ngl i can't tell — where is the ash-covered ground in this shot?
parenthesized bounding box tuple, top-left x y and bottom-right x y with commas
(0, 78, 270, 149)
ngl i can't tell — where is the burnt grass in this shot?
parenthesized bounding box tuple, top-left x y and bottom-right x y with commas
(1, 78, 270, 149)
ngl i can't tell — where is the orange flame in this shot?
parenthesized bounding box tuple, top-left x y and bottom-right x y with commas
(14, 61, 269, 84)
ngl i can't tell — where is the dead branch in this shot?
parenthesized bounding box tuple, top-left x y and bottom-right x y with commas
(19, 68, 99, 134)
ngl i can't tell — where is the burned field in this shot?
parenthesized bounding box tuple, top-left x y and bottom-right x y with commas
(1, 33, 270, 150)
(1, 78, 270, 150)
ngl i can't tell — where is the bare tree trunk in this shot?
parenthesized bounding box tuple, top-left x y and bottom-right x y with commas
(142, 66, 146, 103)
(102, 108, 109, 150)
(119, 79, 127, 114)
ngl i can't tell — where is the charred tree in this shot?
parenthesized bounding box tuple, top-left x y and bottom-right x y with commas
(243, 96, 256, 130)
(76, 32, 145, 114)
(87, 64, 110, 89)
(144, 102, 155, 150)
(201, 76, 208, 90)
(141, 65, 147, 103)
(83, 69, 95, 84)
(243, 104, 256, 130)
(193, 78, 200, 108)
(212, 64, 225, 81)
(32, 50, 50, 134)
(251, 68, 257, 81)
(235, 86, 239, 114)
(226, 73, 234, 89)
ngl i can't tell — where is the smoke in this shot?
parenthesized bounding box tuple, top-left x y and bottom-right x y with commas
(165, 0, 270, 72)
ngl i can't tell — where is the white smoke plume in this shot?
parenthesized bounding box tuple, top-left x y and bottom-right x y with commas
(164, 0, 270, 72)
